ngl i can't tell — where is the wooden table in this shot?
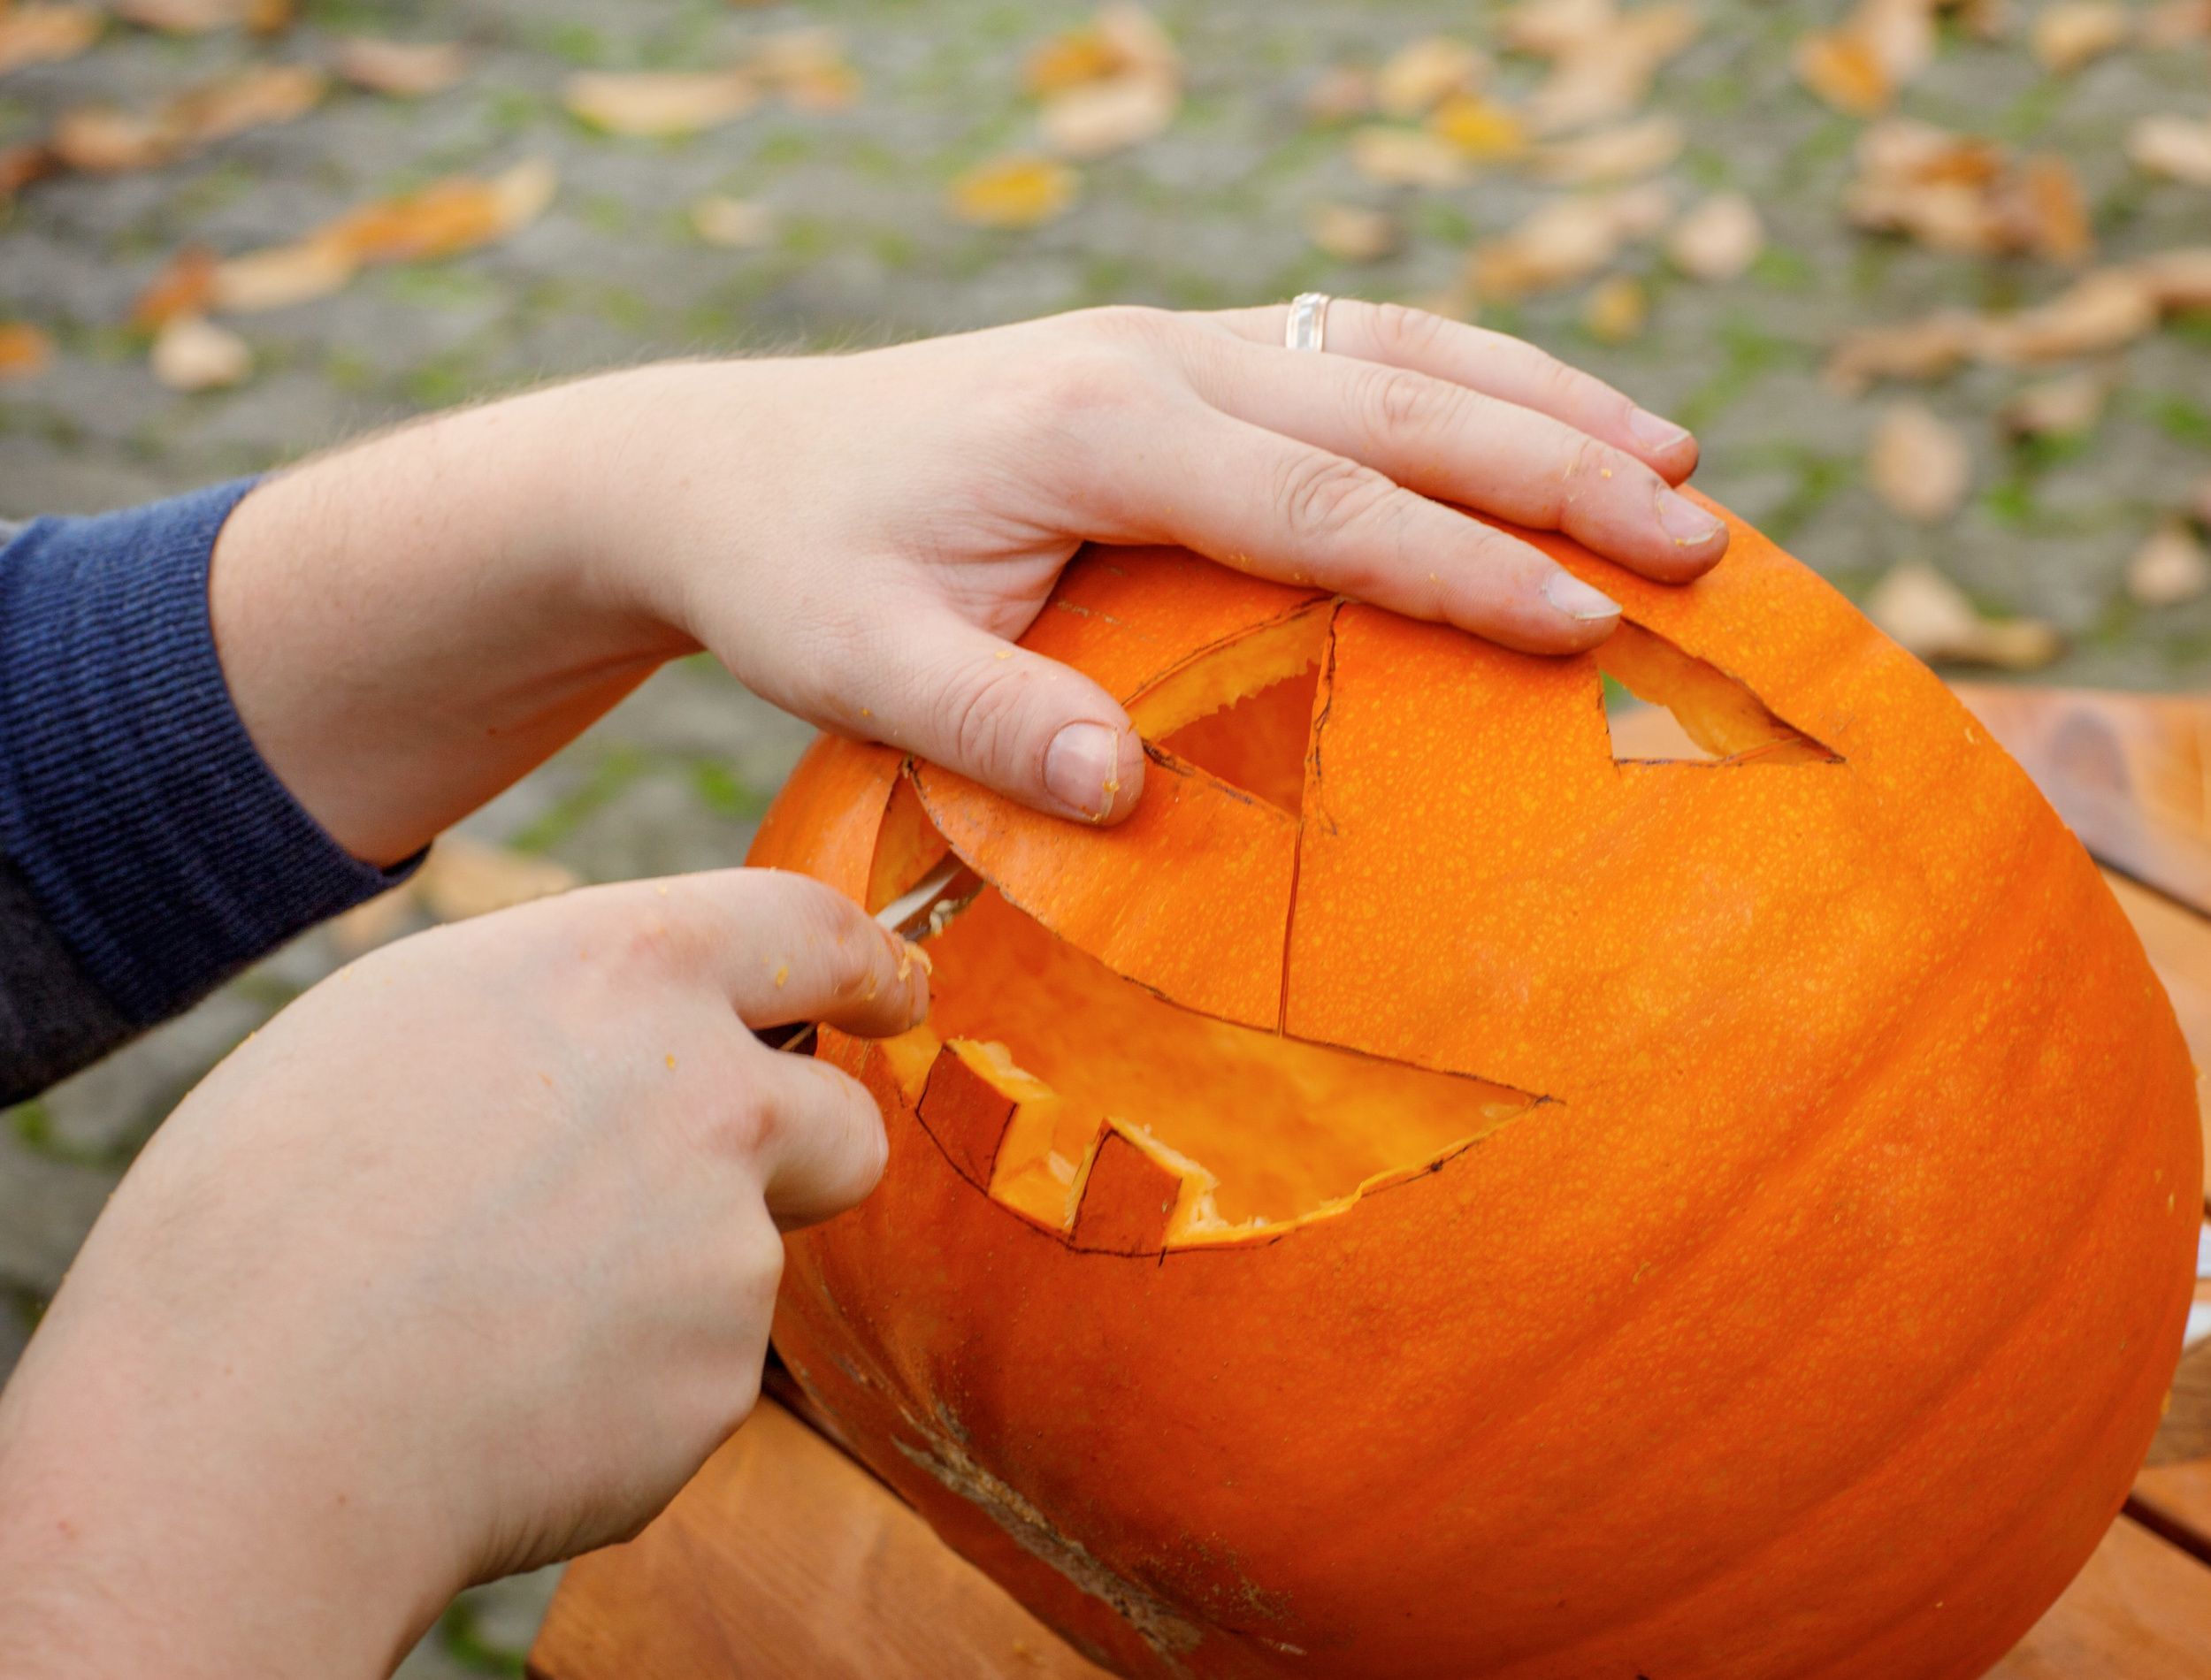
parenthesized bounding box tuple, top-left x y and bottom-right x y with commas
(532, 691, 2211, 1680)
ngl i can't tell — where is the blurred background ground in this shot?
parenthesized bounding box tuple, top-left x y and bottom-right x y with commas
(2, 1, 2208, 1670)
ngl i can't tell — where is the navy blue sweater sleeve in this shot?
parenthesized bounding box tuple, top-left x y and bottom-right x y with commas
(0, 479, 415, 1052)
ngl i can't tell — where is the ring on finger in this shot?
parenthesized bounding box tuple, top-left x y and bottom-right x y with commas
(1285, 292, 1333, 354)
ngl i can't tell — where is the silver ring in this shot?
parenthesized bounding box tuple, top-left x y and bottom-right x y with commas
(1285, 292, 1332, 353)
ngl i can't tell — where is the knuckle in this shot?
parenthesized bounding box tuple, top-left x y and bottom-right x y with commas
(1361, 365, 1458, 445)
(1536, 351, 1591, 414)
(1274, 452, 1400, 546)
(938, 653, 1044, 778)
(1366, 301, 1447, 362)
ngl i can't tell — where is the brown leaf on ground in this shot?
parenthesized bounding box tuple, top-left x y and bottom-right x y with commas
(150, 314, 251, 391)
(947, 155, 1078, 228)
(333, 37, 469, 99)
(131, 246, 218, 326)
(1868, 401, 1973, 522)
(2011, 152, 2092, 263)
(1302, 65, 1373, 125)
(1665, 191, 1763, 280)
(1427, 95, 1529, 160)
(1305, 202, 1400, 263)
(2131, 247, 2211, 310)
(0, 4, 99, 75)
(324, 157, 555, 263)
(0, 322, 54, 383)
(1795, 0, 1943, 114)
(1470, 187, 1671, 299)
(1525, 2, 1701, 134)
(2130, 115, 2211, 187)
(0, 141, 55, 201)
(563, 71, 758, 137)
(1024, 4, 1176, 95)
(1040, 71, 1178, 158)
(49, 64, 324, 175)
(2128, 520, 2211, 607)
(1977, 268, 2158, 363)
(112, 0, 258, 33)
(2031, 1, 2131, 71)
(689, 194, 777, 248)
(1583, 274, 1649, 341)
(1498, 0, 1617, 57)
(2000, 369, 2108, 436)
(1844, 121, 2089, 262)
(209, 239, 356, 312)
(748, 27, 861, 111)
(1825, 311, 1985, 390)
(1527, 113, 1681, 183)
(1867, 562, 2062, 668)
(2143, 0, 2211, 45)
(1374, 37, 1488, 118)
(1349, 125, 1471, 187)
(414, 837, 581, 925)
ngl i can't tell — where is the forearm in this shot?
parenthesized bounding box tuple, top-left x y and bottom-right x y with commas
(213, 370, 714, 867)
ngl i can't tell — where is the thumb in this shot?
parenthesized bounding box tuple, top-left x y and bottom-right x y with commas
(858, 613, 1148, 826)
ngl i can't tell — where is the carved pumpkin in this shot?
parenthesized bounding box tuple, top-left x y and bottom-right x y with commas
(748, 497, 2200, 1680)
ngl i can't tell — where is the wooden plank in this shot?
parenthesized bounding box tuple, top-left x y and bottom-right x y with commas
(2103, 874, 2211, 1204)
(1988, 1516, 2211, 1678)
(528, 1399, 1107, 1680)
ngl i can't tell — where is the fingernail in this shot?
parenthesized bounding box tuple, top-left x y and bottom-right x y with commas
(1657, 488, 1725, 548)
(1044, 722, 1122, 819)
(1626, 407, 1692, 454)
(1543, 570, 1619, 622)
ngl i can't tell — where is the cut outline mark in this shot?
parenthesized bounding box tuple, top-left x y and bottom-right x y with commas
(1597, 617, 1844, 769)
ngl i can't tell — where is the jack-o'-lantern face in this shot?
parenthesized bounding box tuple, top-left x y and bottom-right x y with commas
(750, 502, 2198, 1680)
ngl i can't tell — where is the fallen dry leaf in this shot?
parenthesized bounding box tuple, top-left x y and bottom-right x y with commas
(2013, 152, 2092, 263)
(689, 194, 777, 248)
(0, 322, 54, 383)
(49, 107, 173, 172)
(210, 239, 356, 312)
(0, 4, 99, 75)
(2132, 247, 2211, 310)
(323, 157, 555, 263)
(1024, 4, 1176, 95)
(1470, 187, 1670, 299)
(0, 141, 56, 201)
(1528, 113, 1681, 183)
(1498, 0, 1617, 57)
(1867, 562, 2062, 668)
(2143, 0, 2211, 45)
(2000, 370, 2107, 436)
(1526, 2, 1701, 134)
(1666, 192, 1763, 281)
(170, 63, 325, 143)
(1427, 94, 1529, 160)
(748, 27, 861, 111)
(1869, 401, 1973, 522)
(1583, 274, 1649, 342)
(947, 155, 1078, 228)
(150, 314, 250, 391)
(1302, 65, 1373, 124)
(1794, 33, 1893, 115)
(1305, 202, 1399, 263)
(563, 70, 757, 138)
(1978, 268, 2157, 363)
(2130, 114, 2211, 188)
(1845, 121, 2088, 262)
(2128, 520, 2211, 607)
(1825, 311, 1984, 391)
(1040, 70, 1178, 158)
(112, 0, 257, 33)
(1374, 36, 1488, 118)
(2031, 1, 2131, 71)
(131, 245, 218, 326)
(333, 37, 468, 100)
(1349, 125, 1471, 187)
(414, 836, 580, 924)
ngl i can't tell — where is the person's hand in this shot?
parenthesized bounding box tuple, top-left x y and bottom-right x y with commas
(212, 302, 1724, 862)
(0, 869, 925, 1680)
(592, 302, 1727, 825)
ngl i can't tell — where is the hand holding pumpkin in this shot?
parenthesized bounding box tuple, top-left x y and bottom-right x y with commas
(0, 870, 925, 1680)
(212, 302, 1722, 864)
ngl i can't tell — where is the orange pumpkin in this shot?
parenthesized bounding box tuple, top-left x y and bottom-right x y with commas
(749, 496, 2200, 1679)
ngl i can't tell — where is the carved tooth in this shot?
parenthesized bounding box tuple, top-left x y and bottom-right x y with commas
(1071, 1126, 1190, 1254)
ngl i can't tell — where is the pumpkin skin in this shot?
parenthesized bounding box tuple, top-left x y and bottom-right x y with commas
(748, 494, 2200, 1680)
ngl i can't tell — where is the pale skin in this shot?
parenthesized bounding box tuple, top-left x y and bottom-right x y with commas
(0, 302, 1725, 1676)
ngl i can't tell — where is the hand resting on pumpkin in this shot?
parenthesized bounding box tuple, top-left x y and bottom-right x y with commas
(209, 300, 1726, 862)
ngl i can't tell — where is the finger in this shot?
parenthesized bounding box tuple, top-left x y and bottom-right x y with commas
(814, 608, 1148, 827)
(581, 870, 929, 1035)
(1206, 300, 1701, 484)
(1105, 405, 1622, 653)
(747, 1050, 889, 1228)
(1188, 338, 1725, 582)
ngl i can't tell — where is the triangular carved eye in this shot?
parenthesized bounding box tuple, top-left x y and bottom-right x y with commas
(1596, 620, 1840, 767)
(1126, 603, 1331, 813)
